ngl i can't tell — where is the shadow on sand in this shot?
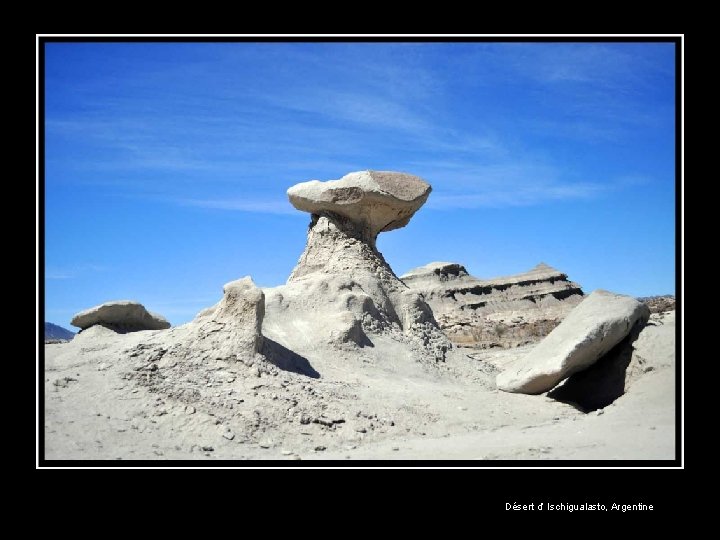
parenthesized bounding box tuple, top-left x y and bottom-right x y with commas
(547, 321, 646, 412)
(261, 337, 320, 379)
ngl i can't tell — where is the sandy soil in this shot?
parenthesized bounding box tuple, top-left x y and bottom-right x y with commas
(42, 311, 675, 462)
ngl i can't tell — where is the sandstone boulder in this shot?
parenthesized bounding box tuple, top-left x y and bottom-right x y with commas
(287, 170, 431, 243)
(496, 290, 650, 394)
(71, 301, 170, 332)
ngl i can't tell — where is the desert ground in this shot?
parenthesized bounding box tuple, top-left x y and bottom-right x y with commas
(43, 311, 675, 461)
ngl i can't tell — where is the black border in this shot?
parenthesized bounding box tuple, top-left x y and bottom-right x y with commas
(40, 35, 678, 44)
(38, 35, 47, 466)
(37, 34, 683, 470)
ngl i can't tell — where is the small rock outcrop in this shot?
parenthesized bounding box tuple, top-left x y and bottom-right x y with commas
(263, 171, 450, 360)
(118, 277, 266, 374)
(71, 301, 170, 332)
(496, 290, 650, 394)
(402, 262, 584, 348)
(188, 277, 265, 355)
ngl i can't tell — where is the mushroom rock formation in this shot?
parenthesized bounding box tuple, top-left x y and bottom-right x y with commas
(263, 171, 450, 360)
(286, 171, 430, 282)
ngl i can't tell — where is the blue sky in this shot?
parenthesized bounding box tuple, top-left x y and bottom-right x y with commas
(44, 42, 676, 327)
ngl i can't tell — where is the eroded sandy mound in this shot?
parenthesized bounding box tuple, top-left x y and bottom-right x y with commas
(44, 310, 675, 460)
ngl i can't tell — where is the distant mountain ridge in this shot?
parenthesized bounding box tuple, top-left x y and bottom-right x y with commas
(45, 322, 75, 341)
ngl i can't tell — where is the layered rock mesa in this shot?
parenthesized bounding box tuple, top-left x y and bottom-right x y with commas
(262, 170, 450, 360)
(401, 261, 584, 349)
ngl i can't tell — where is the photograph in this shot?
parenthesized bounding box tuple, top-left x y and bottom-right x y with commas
(38, 35, 682, 473)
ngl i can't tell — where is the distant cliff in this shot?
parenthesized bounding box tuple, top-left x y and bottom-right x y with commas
(401, 262, 584, 349)
(44, 322, 75, 342)
(638, 295, 675, 313)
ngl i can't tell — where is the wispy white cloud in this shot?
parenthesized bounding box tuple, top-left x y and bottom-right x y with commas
(406, 159, 632, 209)
(45, 264, 107, 280)
(427, 181, 607, 209)
(45, 43, 670, 216)
(178, 198, 297, 215)
(491, 43, 670, 90)
(269, 91, 433, 134)
(46, 271, 73, 280)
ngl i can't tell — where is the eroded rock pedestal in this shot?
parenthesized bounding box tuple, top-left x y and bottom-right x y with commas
(264, 170, 450, 360)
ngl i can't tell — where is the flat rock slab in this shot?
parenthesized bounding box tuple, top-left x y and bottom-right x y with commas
(496, 290, 650, 394)
(287, 170, 431, 239)
(71, 301, 170, 332)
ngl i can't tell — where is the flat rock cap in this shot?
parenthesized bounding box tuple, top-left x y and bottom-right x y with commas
(71, 300, 170, 331)
(287, 170, 431, 237)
